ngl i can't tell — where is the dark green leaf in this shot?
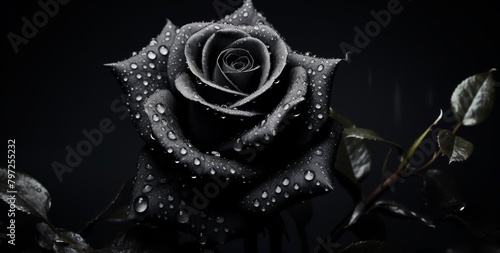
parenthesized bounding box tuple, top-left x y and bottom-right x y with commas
(371, 201, 435, 228)
(451, 69, 496, 126)
(80, 177, 134, 235)
(345, 136, 372, 181)
(0, 168, 51, 221)
(329, 109, 355, 128)
(437, 130, 474, 163)
(344, 128, 403, 155)
(339, 240, 400, 253)
(36, 222, 91, 253)
(422, 169, 466, 215)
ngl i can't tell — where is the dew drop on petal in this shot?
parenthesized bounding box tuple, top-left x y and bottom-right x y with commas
(275, 185, 282, 194)
(180, 148, 187, 155)
(167, 147, 174, 153)
(294, 183, 300, 190)
(167, 131, 177, 140)
(156, 103, 166, 114)
(284, 192, 290, 198)
(146, 174, 155, 181)
(282, 178, 290, 186)
(253, 199, 260, 207)
(145, 163, 153, 170)
(194, 158, 201, 166)
(159, 46, 169, 56)
(152, 114, 160, 122)
(305, 170, 315, 181)
(314, 149, 323, 156)
(135, 112, 141, 119)
(159, 202, 164, 209)
(134, 196, 148, 213)
(135, 95, 143, 101)
(142, 184, 153, 193)
(317, 64, 324, 72)
(147, 51, 157, 60)
(261, 191, 268, 199)
(317, 114, 324, 119)
(131, 63, 138, 69)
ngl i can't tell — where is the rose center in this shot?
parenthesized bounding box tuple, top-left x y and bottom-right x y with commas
(214, 48, 261, 94)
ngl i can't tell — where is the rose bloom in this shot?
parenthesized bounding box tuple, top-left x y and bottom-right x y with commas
(107, 0, 343, 246)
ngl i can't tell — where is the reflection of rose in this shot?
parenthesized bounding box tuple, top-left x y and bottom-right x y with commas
(106, 0, 343, 245)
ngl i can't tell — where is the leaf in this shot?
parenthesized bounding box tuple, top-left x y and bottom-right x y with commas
(347, 202, 366, 227)
(400, 110, 443, 168)
(339, 240, 401, 253)
(451, 69, 496, 126)
(371, 201, 435, 228)
(345, 136, 372, 181)
(422, 169, 466, 215)
(80, 177, 134, 235)
(36, 222, 91, 253)
(334, 137, 362, 200)
(437, 130, 474, 163)
(0, 168, 51, 221)
(343, 128, 403, 155)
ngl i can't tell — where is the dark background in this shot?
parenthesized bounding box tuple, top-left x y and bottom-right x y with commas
(1, 0, 499, 252)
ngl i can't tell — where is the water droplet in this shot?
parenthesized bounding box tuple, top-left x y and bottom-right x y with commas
(261, 191, 268, 199)
(36, 188, 42, 193)
(176, 210, 189, 224)
(315, 103, 322, 109)
(243, 11, 249, 17)
(142, 184, 153, 193)
(152, 114, 160, 122)
(314, 149, 323, 156)
(284, 192, 290, 198)
(294, 183, 300, 190)
(131, 63, 138, 69)
(253, 199, 260, 207)
(215, 216, 225, 224)
(194, 158, 201, 166)
(317, 114, 324, 119)
(167, 147, 174, 153)
(283, 104, 290, 110)
(167, 131, 177, 140)
(180, 148, 187, 155)
(271, 197, 276, 203)
(282, 178, 290, 186)
(168, 195, 174, 201)
(275, 185, 282, 194)
(136, 73, 142, 79)
(158, 202, 164, 209)
(316, 181, 321, 186)
(135, 95, 143, 101)
(159, 46, 169, 56)
(317, 64, 324, 72)
(156, 103, 166, 114)
(134, 196, 148, 213)
(145, 163, 153, 170)
(147, 51, 157, 60)
(305, 170, 315, 181)
(210, 168, 216, 175)
(146, 174, 155, 181)
(230, 168, 236, 174)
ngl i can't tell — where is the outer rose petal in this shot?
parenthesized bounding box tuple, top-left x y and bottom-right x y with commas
(220, 0, 271, 27)
(144, 88, 261, 180)
(128, 145, 261, 245)
(286, 53, 342, 146)
(218, 67, 308, 153)
(105, 19, 178, 143)
(238, 119, 343, 215)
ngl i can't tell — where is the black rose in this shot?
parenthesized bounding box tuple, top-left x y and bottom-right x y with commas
(106, 0, 343, 246)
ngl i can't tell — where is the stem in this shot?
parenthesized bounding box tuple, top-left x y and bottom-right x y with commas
(45, 220, 85, 252)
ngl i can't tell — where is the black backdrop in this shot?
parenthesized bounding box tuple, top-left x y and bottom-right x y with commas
(1, 0, 499, 252)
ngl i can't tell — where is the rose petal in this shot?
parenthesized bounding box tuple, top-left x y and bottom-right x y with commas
(286, 53, 342, 146)
(238, 119, 343, 215)
(144, 88, 262, 180)
(128, 145, 259, 245)
(228, 25, 288, 108)
(175, 72, 261, 117)
(218, 67, 308, 154)
(105, 19, 177, 143)
(213, 48, 260, 94)
(221, 0, 271, 27)
(167, 22, 211, 90)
